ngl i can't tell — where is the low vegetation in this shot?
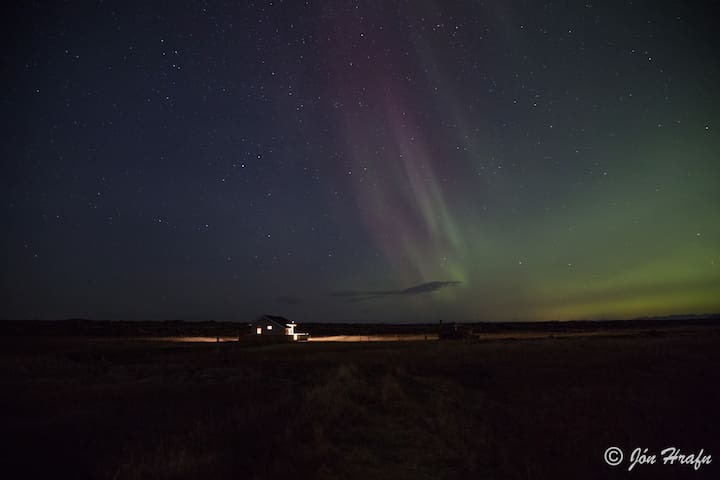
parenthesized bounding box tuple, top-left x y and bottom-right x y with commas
(1, 327, 719, 479)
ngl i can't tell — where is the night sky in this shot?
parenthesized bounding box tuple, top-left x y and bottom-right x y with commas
(2, 0, 719, 323)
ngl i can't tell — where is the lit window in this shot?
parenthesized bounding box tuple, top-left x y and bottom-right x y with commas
(267, 325, 272, 330)
(256, 327, 262, 334)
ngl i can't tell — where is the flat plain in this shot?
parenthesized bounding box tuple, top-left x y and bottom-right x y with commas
(1, 321, 719, 479)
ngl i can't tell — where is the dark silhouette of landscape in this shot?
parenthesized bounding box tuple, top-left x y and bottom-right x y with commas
(1, 316, 718, 479)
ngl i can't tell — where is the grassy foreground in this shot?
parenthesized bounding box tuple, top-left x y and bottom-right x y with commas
(1, 329, 719, 479)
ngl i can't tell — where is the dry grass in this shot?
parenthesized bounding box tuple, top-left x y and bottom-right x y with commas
(1, 329, 719, 479)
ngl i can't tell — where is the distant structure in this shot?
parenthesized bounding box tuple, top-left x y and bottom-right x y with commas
(250, 314, 309, 341)
(438, 321, 475, 340)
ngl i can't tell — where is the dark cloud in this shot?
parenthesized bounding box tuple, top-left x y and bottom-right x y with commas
(330, 281, 460, 301)
(277, 296, 302, 305)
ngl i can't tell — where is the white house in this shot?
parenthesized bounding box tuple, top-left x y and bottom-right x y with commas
(249, 315, 309, 341)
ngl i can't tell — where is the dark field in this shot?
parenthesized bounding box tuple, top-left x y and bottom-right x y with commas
(1, 323, 719, 479)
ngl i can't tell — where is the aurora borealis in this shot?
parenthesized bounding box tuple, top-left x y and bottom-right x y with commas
(2, 0, 719, 322)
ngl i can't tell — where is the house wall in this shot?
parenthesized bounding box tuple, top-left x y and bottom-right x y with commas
(250, 317, 286, 336)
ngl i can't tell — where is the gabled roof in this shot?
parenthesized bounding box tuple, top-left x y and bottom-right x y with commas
(253, 314, 294, 327)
